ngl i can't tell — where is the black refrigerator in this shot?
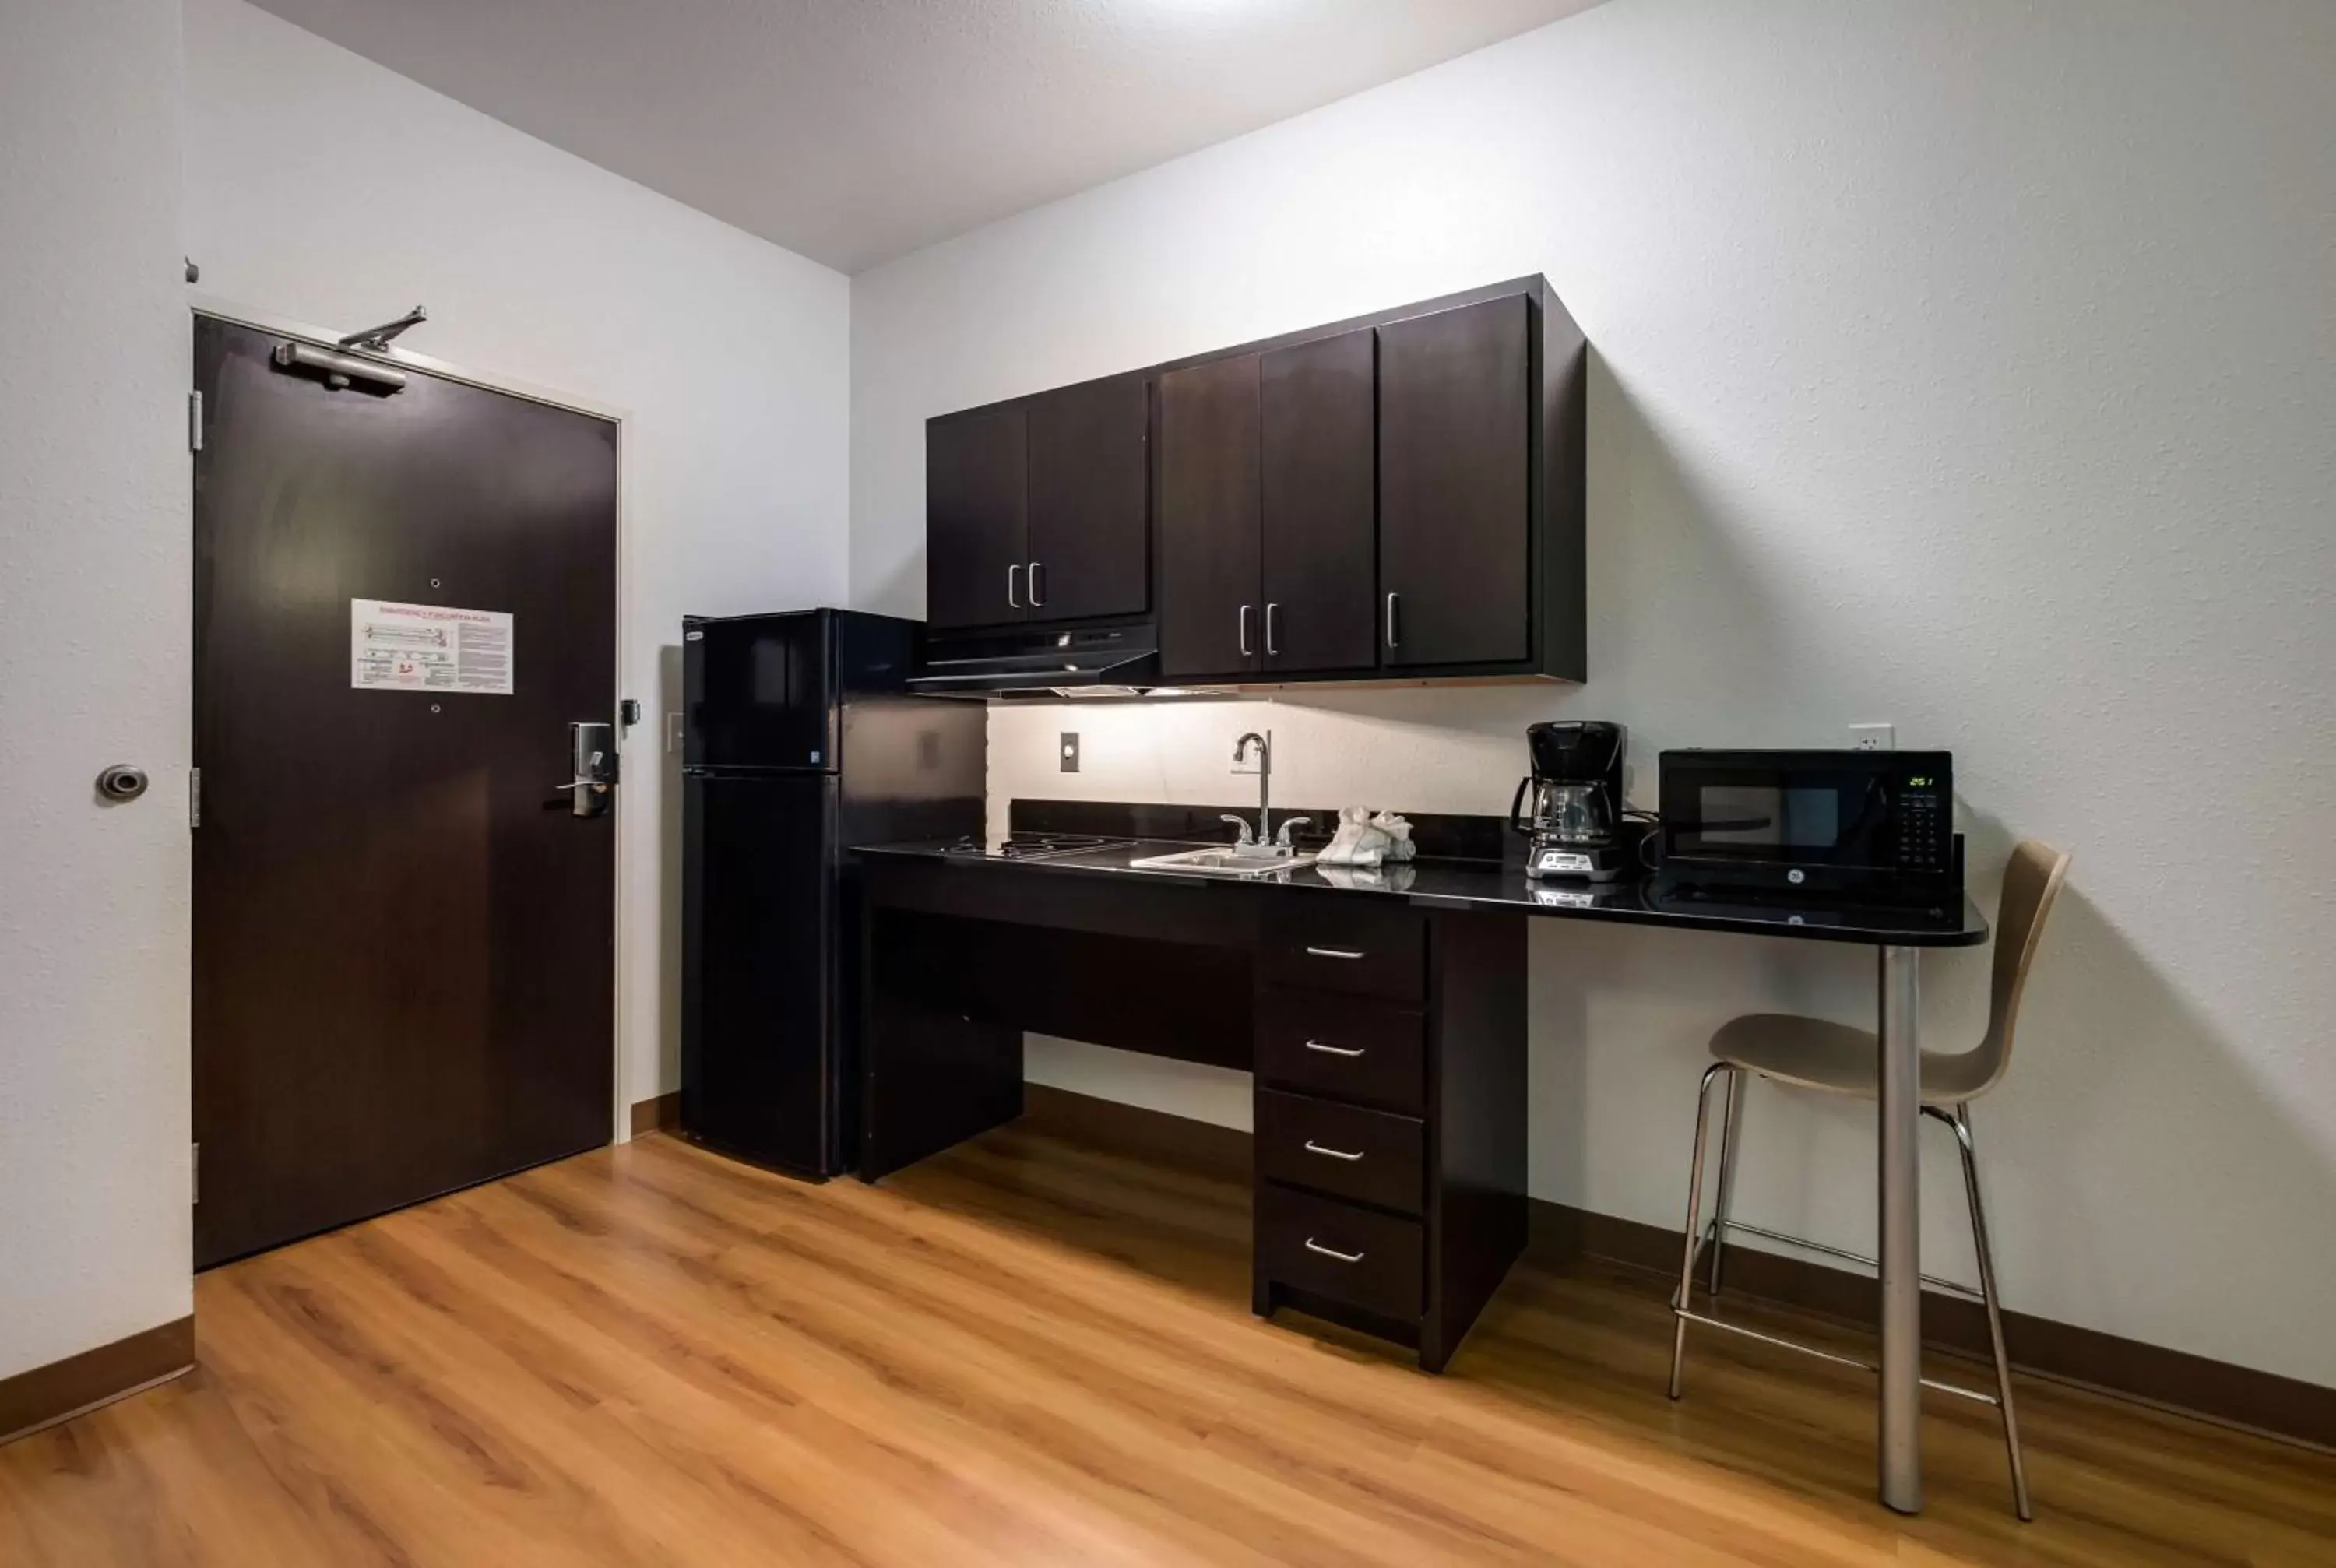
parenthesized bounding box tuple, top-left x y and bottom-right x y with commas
(681, 608, 986, 1178)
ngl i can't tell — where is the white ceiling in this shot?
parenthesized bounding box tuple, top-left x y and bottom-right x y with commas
(245, 0, 1604, 273)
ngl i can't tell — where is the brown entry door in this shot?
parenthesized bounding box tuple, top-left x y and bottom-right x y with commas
(192, 315, 617, 1268)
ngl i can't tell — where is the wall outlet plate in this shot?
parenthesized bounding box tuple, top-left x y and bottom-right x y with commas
(1850, 722, 1894, 751)
(1059, 731, 1080, 772)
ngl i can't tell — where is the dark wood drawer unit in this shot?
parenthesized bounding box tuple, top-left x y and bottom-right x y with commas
(1258, 898, 1426, 1002)
(856, 848, 1529, 1376)
(1254, 1090, 1423, 1215)
(1254, 990, 1425, 1113)
(1250, 901, 1528, 1373)
(1256, 1182, 1423, 1322)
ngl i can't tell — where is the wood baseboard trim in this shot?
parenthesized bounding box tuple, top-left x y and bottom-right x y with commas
(1528, 1198, 2336, 1454)
(1, 1316, 195, 1447)
(629, 1092, 681, 1137)
(1018, 1085, 2336, 1452)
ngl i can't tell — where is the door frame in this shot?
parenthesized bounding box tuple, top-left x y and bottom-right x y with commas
(188, 294, 638, 1148)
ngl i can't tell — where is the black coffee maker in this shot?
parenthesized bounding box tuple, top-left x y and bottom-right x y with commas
(1508, 721, 1628, 882)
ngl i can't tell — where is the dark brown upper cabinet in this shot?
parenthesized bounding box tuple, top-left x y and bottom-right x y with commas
(1377, 295, 1531, 668)
(1025, 375, 1149, 623)
(1260, 327, 1377, 675)
(925, 403, 1028, 631)
(924, 276, 1585, 685)
(1159, 329, 1380, 680)
(1158, 353, 1263, 678)
(925, 374, 1149, 632)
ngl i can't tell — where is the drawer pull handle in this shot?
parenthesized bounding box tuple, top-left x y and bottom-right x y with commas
(1304, 945, 1367, 960)
(1303, 1238, 1365, 1264)
(1303, 1141, 1364, 1162)
(1304, 1039, 1365, 1058)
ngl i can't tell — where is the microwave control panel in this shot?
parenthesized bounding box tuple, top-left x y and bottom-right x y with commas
(1892, 771, 1949, 873)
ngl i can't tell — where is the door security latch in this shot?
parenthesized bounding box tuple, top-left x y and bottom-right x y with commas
(554, 721, 618, 817)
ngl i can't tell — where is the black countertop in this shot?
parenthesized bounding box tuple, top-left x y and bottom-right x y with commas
(854, 838, 1988, 948)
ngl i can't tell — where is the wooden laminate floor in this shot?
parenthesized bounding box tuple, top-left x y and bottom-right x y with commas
(4, 1120, 2332, 1566)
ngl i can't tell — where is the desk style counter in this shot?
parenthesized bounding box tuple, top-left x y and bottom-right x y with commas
(853, 831, 1983, 1394)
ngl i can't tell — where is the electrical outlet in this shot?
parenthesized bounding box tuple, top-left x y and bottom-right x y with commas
(1850, 723, 1894, 751)
(1059, 732, 1080, 773)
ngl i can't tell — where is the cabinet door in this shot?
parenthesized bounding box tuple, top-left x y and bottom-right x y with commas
(1157, 353, 1261, 678)
(1377, 295, 1530, 667)
(926, 405, 1028, 631)
(1261, 328, 1377, 674)
(1026, 375, 1149, 622)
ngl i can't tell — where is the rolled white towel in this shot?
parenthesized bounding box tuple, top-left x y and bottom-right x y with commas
(1318, 805, 1392, 867)
(1370, 811, 1416, 863)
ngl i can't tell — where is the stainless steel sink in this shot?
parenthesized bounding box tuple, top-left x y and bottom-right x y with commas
(1125, 846, 1318, 878)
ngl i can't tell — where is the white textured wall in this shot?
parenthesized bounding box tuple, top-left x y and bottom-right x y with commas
(853, 1, 2336, 1386)
(186, 0, 852, 1116)
(0, 0, 193, 1378)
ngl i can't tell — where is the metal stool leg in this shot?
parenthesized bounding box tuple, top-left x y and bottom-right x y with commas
(1708, 1068, 1743, 1295)
(1668, 1063, 1728, 1400)
(1950, 1103, 2033, 1521)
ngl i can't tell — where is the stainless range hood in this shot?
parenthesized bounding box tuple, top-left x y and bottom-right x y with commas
(907, 622, 1161, 698)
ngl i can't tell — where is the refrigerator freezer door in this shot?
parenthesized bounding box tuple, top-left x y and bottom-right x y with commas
(681, 772, 839, 1175)
(685, 611, 838, 772)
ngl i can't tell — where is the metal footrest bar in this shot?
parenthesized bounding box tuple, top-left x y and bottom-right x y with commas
(1670, 1305, 2002, 1406)
(1705, 1217, 1987, 1302)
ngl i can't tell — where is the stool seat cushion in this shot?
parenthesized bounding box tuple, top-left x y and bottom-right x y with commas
(1708, 1013, 1995, 1105)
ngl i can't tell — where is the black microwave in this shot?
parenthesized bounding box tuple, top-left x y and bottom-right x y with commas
(1655, 750, 1958, 907)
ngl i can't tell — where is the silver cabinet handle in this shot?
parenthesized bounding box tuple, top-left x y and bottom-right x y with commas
(1265, 601, 1280, 657)
(1303, 1141, 1364, 1162)
(1384, 591, 1400, 649)
(1304, 945, 1366, 960)
(1239, 603, 1253, 657)
(1008, 563, 1022, 609)
(1029, 560, 1046, 606)
(1303, 1238, 1365, 1264)
(1304, 1039, 1364, 1057)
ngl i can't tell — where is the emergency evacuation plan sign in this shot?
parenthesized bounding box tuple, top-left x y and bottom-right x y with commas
(350, 599, 515, 694)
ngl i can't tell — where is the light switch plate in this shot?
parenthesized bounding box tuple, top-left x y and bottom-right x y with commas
(1850, 722, 1895, 751)
(1059, 732, 1080, 772)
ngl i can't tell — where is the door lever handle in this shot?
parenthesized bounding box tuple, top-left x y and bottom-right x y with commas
(564, 722, 617, 818)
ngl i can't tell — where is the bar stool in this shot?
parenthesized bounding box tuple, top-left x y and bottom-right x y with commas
(1666, 840, 2070, 1521)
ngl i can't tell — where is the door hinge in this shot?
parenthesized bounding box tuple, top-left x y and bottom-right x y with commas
(189, 766, 202, 829)
(192, 1142, 200, 1204)
(188, 390, 203, 452)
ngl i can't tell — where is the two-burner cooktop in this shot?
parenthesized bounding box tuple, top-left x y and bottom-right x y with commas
(938, 832, 1137, 863)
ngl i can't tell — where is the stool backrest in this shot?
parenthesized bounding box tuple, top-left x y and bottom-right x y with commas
(1972, 839, 2072, 1095)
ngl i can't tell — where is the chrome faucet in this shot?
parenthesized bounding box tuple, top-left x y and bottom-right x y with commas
(1231, 730, 1272, 846)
